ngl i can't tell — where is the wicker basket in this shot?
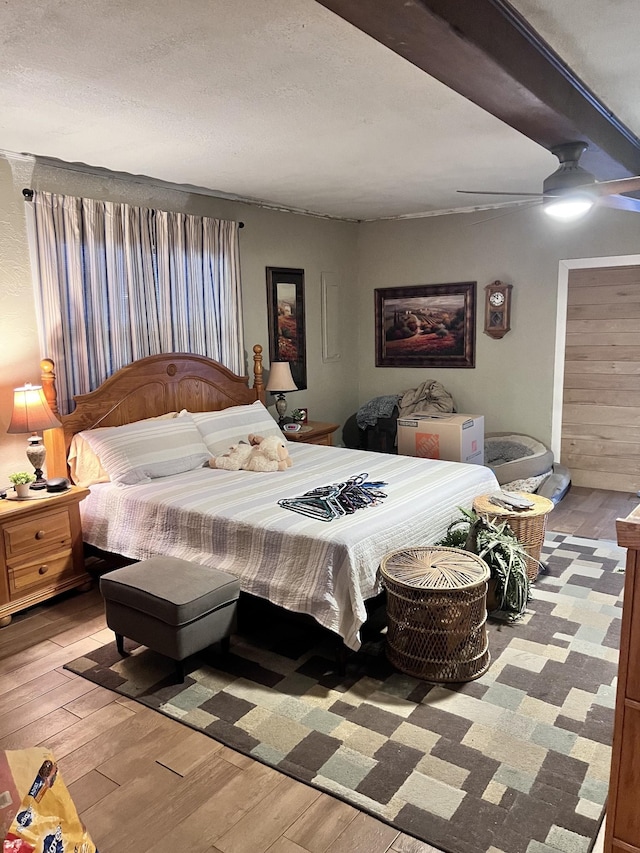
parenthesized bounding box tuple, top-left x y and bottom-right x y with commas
(380, 547, 490, 683)
(473, 492, 554, 582)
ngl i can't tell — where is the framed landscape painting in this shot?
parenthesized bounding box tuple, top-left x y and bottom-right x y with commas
(266, 266, 307, 390)
(375, 281, 476, 368)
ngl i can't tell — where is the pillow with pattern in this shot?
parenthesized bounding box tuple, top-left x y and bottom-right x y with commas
(79, 414, 209, 485)
(190, 401, 281, 456)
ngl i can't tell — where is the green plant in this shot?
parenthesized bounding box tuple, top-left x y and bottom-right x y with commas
(8, 472, 35, 485)
(436, 507, 531, 621)
(291, 409, 305, 422)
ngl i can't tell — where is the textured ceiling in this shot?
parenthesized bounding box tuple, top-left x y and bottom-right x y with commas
(1, 0, 638, 220)
(509, 0, 640, 137)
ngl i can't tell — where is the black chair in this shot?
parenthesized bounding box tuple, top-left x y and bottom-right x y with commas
(342, 410, 399, 454)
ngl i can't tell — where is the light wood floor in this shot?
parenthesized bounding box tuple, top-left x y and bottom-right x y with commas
(545, 485, 638, 541)
(1, 486, 634, 853)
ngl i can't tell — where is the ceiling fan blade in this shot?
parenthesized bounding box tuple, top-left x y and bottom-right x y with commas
(597, 194, 640, 213)
(457, 190, 543, 197)
(460, 142, 640, 216)
(588, 176, 640, 196)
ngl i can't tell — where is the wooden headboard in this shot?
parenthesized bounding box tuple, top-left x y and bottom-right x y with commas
(41, 345, 266, 478)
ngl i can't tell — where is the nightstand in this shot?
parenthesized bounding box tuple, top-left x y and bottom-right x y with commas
(0, 486, 91, 626)
(284, 421, 340, 446)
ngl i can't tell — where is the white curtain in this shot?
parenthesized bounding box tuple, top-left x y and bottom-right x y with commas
(29, 191, 245, 413)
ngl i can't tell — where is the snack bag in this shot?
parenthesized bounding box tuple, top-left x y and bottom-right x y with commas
(3, 752, 97, 853)
(0, 749, 50, 844)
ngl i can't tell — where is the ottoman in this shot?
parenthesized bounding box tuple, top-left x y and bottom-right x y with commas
(100, 556, 240, 682)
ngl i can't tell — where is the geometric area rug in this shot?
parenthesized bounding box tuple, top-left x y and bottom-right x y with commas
(65, 533, 626, 853)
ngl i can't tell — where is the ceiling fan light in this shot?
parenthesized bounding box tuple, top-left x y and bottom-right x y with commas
(543, 196, 594, 221)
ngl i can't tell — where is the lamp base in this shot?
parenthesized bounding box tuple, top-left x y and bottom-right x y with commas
(275, 393, 288, 427)
(30, 470, 47, 491)
(26, 438, 47, 490)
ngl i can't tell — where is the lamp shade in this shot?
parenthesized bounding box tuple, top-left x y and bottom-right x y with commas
(7, 384, 62, 434)
(265, 362, 297, 393)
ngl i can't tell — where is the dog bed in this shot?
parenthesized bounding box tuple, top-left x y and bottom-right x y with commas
(485, 433, 570, 504)
(485, 433, 555, 486)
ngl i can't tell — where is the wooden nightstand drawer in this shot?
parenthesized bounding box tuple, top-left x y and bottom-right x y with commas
(8, 549, 75, 597)
(310, 433, 333, 446)
(0, 487, 90, 627)
(3, 509, 72, 559)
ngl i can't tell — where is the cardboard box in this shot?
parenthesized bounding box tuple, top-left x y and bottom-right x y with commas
(397, 413, 484, 465)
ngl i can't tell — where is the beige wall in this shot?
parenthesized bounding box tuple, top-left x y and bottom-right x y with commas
(356, 205, 640, 446)
(0, 155, 41, 481)
(0, 153, 359, 484)
(3, 148, 639, 489)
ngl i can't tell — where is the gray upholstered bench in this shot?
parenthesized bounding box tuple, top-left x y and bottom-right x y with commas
(100, 556, 240, 682)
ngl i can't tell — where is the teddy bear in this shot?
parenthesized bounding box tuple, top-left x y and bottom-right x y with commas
(244, 434, 292, 472)
(209, 434, 292, 472)
(208, 441, 253, 471)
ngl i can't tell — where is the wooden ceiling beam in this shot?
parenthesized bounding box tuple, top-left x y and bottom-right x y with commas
(314, 0, 640, 179)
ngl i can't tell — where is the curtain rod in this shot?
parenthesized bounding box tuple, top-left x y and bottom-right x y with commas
(21, 188, 245, 227)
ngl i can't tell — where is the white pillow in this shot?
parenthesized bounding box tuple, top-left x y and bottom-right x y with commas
(191, 401, 282, 456)
(80, 414, 210, 485)
(67, 412, 180, 486)
(68, 434, 110, 487)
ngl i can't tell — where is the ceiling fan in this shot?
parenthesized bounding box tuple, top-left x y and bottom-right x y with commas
(458, 141, 640, 220)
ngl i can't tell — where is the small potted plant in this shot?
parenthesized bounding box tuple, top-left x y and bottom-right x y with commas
(8, 471, 35, 498)
(436, 507, 531, 621)
(291, 408, 306, 424)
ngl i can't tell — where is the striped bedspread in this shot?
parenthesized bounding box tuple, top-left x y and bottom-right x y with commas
(81, 443, 499, 649)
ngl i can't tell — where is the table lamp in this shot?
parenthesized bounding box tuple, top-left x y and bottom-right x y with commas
(265, 362, 297, 426)
(7, 383, 62, 490)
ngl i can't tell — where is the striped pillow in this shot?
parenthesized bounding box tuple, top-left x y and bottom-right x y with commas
(80, 415, 210, 485)
(68, 412, 181, 486)
(191, 401, 281, 456)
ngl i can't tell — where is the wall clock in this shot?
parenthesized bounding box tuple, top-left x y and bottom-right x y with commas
(484, 281, 512, 339)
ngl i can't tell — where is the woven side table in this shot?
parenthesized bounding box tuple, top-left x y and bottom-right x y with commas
(473, 492, 554, 582)
(380, 547, 491, 683)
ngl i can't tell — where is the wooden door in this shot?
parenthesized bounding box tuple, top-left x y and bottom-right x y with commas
(561, 265, 640, 492)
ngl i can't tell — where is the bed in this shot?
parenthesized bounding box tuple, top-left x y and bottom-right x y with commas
(41, 346, 499, 650)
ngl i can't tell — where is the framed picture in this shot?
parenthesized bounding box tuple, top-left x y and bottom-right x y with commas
(375, 281, 476, 368)
(266, 267, 307, 390)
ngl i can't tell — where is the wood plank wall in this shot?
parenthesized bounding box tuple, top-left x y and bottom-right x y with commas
(562, 265, 640, 493)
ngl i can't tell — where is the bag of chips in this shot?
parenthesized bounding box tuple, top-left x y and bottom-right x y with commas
(2, 751, 96, 853)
